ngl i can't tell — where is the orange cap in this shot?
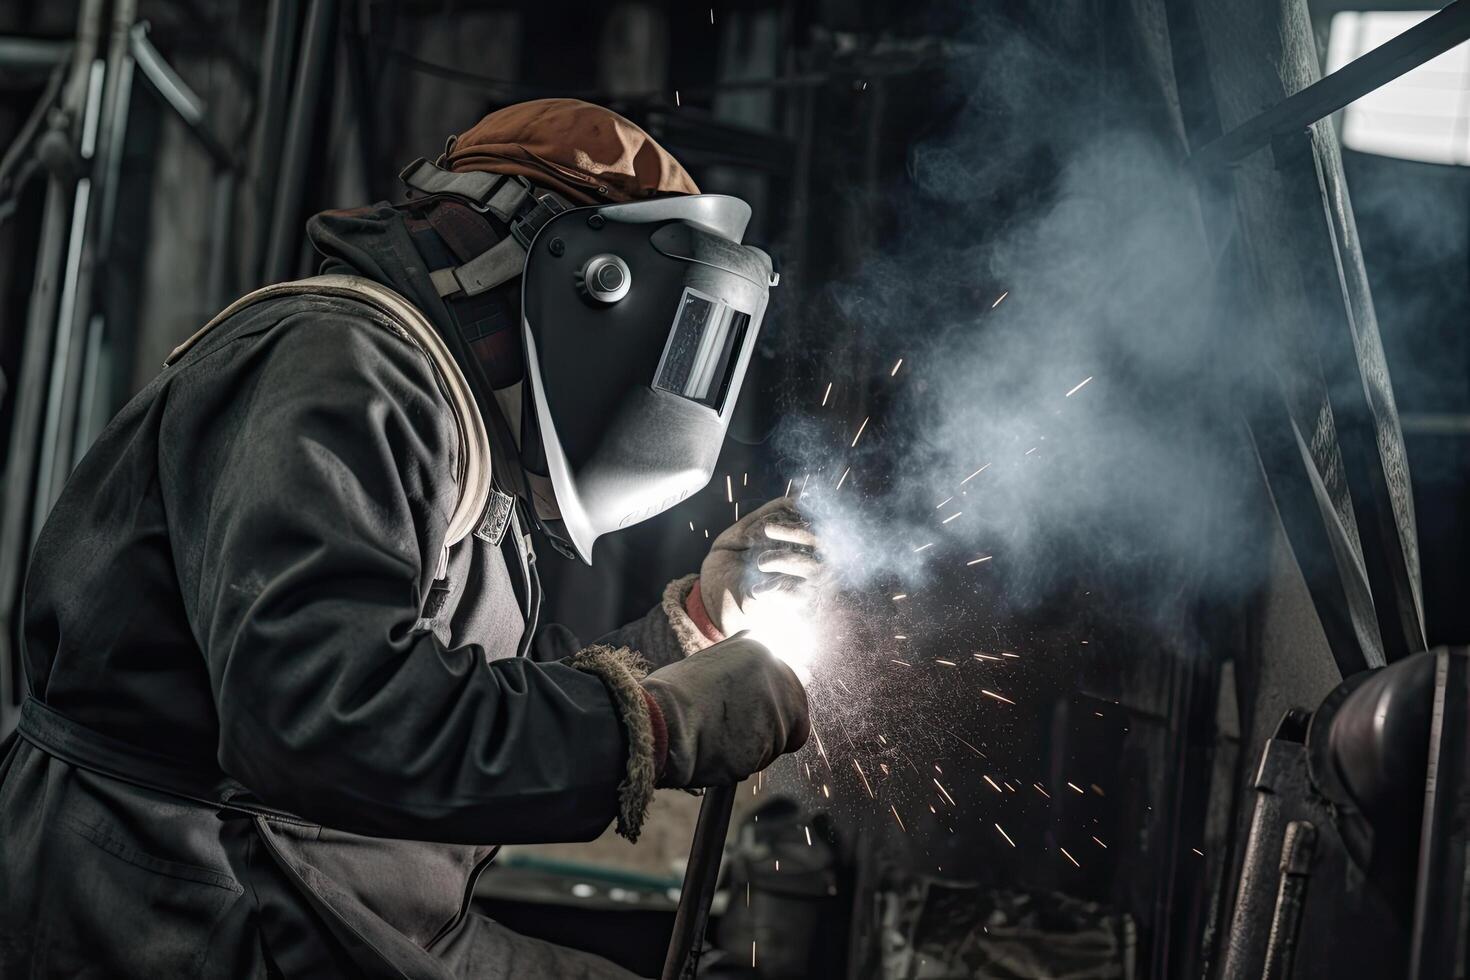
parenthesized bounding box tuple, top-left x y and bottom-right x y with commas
(444, 98, 699, 206)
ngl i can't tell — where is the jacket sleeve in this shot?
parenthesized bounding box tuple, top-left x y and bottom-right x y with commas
(163, 309, 654, 844)
(531, 574, 709, 668)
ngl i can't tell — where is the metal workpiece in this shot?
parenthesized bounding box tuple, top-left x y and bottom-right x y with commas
(1261, 820, 1315, 980)
(1221, 716, 1314, 980)
(661, 783, 737, 980)
(1193, 0, 1470, 169)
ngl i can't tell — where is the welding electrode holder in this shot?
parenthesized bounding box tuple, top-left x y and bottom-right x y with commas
(661, 782, 738, 980)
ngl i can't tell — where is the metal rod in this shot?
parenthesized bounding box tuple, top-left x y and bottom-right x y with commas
(1408, 650, 1469, 979)
(263, 0, 338, 285)
(0, 36, 72, 75)
(0, 0, 107, 737)
(1261, 821, 1316, 980)
(661, 783, 737, 980)
(128, 22, 231, 168)
(1194, 0, 1470, 167)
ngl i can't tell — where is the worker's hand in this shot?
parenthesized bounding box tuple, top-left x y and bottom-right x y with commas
(641, 633, 810, 787)
(699, 496, 822, 638)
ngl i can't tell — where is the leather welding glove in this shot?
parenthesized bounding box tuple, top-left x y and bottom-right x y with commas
(641, 633, 810, 788)
(699, 496, 823, 637)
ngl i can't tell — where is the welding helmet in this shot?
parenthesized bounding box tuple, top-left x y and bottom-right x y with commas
(399, 156, 776, 563)
(521, 196, 776, 562)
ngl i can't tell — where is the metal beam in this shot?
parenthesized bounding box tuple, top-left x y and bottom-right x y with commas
(1195, 0, 1470, 167)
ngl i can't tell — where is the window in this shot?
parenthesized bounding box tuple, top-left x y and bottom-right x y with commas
(1327, 10, 1470, 164)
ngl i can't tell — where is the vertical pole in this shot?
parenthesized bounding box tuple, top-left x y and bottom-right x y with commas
(263, 0, 338, 285)
(662, 783, 737, 980)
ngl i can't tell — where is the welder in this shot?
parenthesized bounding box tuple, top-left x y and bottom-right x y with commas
(0, 99, 820, 978)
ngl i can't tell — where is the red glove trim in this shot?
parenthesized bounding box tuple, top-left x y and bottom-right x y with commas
(640, 687, 669, 780)
(685, 581, 725, 645)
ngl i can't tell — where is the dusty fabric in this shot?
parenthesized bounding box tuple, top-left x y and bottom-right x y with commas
(663, 573, 714, 654)
(0, 199, 698, 979)
(445, 98, 700, 205)
(569, 645, 656, 842)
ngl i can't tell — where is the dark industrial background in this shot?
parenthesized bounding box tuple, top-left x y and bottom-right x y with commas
(1, 1, 1466, 978)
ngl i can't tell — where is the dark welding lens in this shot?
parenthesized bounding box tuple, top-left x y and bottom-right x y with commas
(653, 286, 750, 412)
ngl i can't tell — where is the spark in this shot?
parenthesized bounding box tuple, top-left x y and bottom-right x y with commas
(934, 764, 942, 773)
(775, 860, 779, 871)
(1091, 784, 1106, 796)
(1092, 836, 1107, 849)
(835, 466, 851, 490)
(983, 775, 1003, 794)
(894, 634, 908, 640)
(935, 496, 954, 509)
(805, 825, 812, 846)
(890, 805, 906, 832)
(813, 730, 829, 765)
(1025, 446, 1038, 455)
(836, 678, 853, 694)
(995, 823, 1016, 847)
(892, 593, 908, 601)
(821, 382, 832, 406)
(945, 729, 987, 758)
(1060, 847, 1080, 868)
(890, 358, 903, 377)
(785, 478, 793, 496)
(850, 416, 869, 447)
(675, 90, 681, 106)
(914, 542, 934, 553)
(822, 784, 830, 798)
(689, 521, 695, 531)
(743, 472, 748, 486)
(960, 463, 990, 484)
(800, 472, 811, 495)
(1067, 782, 1084, 794)
(1001, 652, 1021, 659)
(752, 941, 756, 968)
(889, 659, 911, 667)
(704, 529, 709, 539)
(1065, 376, 1094, 397)
(710, 7, 715, 24)
(1034, 783, 1051, 799)
(981, 689, 1015, 706)
(852, 759, 875, 798)
(968, 555, 993, 566)
(746, 882, 750, 906)
(934, 779, 957, 805)
(941, 512, 962, 524)
(1192, 848, 1204, 857)
(991, 291, 1008, 309)
(974, 653, 1003, 661)
(935, 659, 956, 667)
(877, 734, 887, 745)
(726, 475, 733, 502)
(734, 501, 740, 520)
(1004, 782, 1017, 793)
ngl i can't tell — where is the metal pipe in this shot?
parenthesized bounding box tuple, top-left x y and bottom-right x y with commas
(1261, 821, 1316, 980)
(1194, 0, 1470, 167)
(43, 0, 136, 493)
(0, 0, 108, 737)
(263, 0, 338, 285)
(661, 783, 737, 980)
(0, 36, 72, 75)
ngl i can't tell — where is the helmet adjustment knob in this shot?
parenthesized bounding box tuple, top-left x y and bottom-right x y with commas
(580, 254, 631, 304)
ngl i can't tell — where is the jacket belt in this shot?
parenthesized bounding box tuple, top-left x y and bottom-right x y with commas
(15, 695, 292, 819)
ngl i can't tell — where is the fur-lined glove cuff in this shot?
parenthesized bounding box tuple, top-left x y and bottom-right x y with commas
(662, 574, 720, 655)
(570, 645, 660, 842)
